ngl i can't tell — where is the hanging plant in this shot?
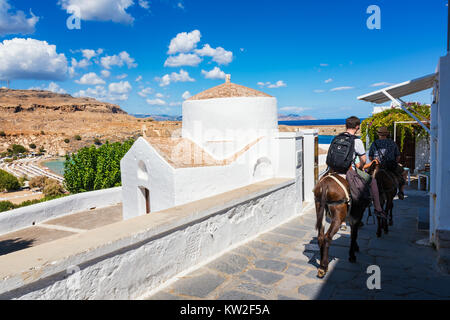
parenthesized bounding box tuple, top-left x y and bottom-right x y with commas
(360, 102, 430, 151)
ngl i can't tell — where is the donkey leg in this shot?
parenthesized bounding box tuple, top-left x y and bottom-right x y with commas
(349, 222, 359, 263)
(318, 208, 343, 277)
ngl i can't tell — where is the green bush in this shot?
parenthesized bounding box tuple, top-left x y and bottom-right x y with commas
(64, 139, 134, 193)
(39, 146, 46, 153)
(9, 144, 27, 155)
(29, 143, 37, 149)
(43, 179, 65, 197)
(0, 169, 21, 191)
(29, 176, 48, 190)
(94, 138, 102, 145)
(74, 135, 82, 141)
(0, 201, 15, 212)
(40, 130, 45, 135)
(0, 131, 6, 137)
(64, 138, 70, 144)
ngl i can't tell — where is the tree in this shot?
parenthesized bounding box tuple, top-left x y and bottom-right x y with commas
(29, 176, 49, 190)
(0, 201, 15, 212)
(64, 139, 134, 193)
(64, 138, 70, 143)
(9, 144, 27, 155)
(29, 143, 37, 149)
(0, 131, 6, 137)
(43, 179, 65, 197)
(74, 135, 82, 141)
(94, 138, 102, 145)
(0, 169, 21, 191)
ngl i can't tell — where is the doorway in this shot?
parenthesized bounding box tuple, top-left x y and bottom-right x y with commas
(139, 187, 151, 214)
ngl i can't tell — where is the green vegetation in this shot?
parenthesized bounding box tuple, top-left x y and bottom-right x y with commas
(74, 135, 82, 141)
(94, 138, 102, 145)
(7, 144, 28, 155)
(29, 176, 65, 197)
(361, 103, 430, 151)
(0, 201, 15, 212)
(39, 146, 46, 153)
(0, 131, 6, 137)
(64, 138, 70, 143)
(64, 139, 134, 193)
(0, 169, 21, 191)
(40, 130, 45, 135)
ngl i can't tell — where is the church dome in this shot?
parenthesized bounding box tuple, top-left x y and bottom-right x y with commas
(188, 76, 272, 101)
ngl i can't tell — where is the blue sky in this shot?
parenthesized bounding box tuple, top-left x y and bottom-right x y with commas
(0, 0, 448, 118)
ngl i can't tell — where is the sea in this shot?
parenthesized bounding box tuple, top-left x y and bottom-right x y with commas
(42, 158, 65, 176)
(279, 118, 353, 144)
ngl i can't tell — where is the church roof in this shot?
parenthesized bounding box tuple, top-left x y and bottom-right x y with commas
(188, 76, 272, 101)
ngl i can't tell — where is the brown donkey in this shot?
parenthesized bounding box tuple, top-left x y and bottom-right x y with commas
(370, 165, 398, 237)
(313, 171, 370, 278)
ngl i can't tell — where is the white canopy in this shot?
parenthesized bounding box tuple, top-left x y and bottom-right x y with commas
(357, 73, 437, 104)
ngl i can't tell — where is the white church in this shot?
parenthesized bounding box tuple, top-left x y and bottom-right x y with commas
(120, 76, 316, 220)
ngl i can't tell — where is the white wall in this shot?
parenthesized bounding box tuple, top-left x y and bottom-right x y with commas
(182, 97, 278, 158)
(415, 134, 430, 172)
(0, 187, 122, 236)
(0, 180, 298, 300)
(301, 129, 318, 202)
(120, 138, 176, 220)
(433, 54, 450, 247)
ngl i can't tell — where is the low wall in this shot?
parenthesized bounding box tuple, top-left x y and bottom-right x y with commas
(0, 178, 299, 299)
(0, 187, 122, 235)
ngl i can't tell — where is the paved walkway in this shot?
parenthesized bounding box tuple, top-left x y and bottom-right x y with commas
(147, 189, 450, 300)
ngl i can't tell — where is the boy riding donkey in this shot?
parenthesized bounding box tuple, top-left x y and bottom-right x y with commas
(326, 116, 386, 223)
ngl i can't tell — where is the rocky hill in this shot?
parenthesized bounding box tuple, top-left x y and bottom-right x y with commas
(0, 89, 180, 156)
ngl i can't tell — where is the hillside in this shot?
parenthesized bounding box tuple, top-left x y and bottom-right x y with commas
(0, 89, 180, 156)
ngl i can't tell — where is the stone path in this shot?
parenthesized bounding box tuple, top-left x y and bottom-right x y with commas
(147, 189, 450, 300)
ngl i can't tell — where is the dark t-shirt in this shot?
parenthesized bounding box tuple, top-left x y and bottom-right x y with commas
(369, 139, 400, 163)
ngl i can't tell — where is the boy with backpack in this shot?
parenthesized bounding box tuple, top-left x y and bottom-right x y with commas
(326, 116, 385, 221)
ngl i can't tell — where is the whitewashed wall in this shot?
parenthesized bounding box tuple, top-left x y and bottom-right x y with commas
(182, 97, 278, 158)
(0, 187, 122, 235)
(120, 138, 175, 220)
(0, 180, 298, 300)
(415, 134, 430, 172)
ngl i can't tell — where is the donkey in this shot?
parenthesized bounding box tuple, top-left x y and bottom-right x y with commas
(313, 171, 371, 278)
(370, 164, 399, 237)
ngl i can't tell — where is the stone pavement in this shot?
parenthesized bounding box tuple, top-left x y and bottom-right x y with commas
(147, 189, 450, 300)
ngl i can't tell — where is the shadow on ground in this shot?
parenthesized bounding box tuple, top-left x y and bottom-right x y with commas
(0, 238, 34, 256)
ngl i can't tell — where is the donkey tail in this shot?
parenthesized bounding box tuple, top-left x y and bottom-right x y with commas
(315, 183, 328, 231)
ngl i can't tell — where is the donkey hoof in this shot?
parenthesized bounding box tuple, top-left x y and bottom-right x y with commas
(349, 256, 357, 263)
(317, 268, 327, 278)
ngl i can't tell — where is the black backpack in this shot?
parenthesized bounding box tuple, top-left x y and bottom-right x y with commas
(326, 132, 356, 173)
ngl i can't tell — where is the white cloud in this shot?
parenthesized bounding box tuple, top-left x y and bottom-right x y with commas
(71, 57, 91, 69)
(100, 70, 111, 78)
(135, 75, 142, 82)
(164, 53, 202, 67)
(116, 73, 128, 79)
(81, 48, 103, 60)
(177, 2, 184, 10)
(138, 87, 153, 97)
(74, 85, 107, 99)
(58, 0, 134, 24)
(169, 101, 181, 106)
(325, 78, 333, 83)
(156, 69, 194, 87)
(146, 98, 166, 106)
(109, 80, 131, 94)
(279, 106, 310, 114)
(75, 72, 105, 85)
(29, 82, 66, 94)
(330, 86, 354, 91)
(370, 82, 392, 87)
(258, 80, 287, 89)
(195, 44, 233, 65)
(182, 91, 191, 100)
(0, 38, 68, 80)
(138, 0, 150, 10)
(100, 51, 137, 69)
(0, 0, 39, 36)
(155, 93, 164, 98)
(168, 30, 201, 54)
(313, 89, 325, 93)
(320, 63, 329, 67)
(201, 67, 226, 80)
